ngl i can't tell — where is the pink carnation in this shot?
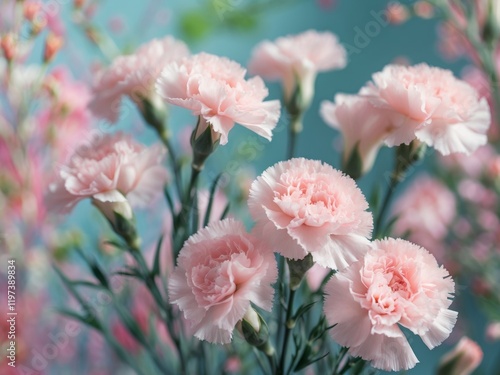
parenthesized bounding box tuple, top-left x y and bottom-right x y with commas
(156, 52, 280, 145)
(168, 219, 277, 344)
(89, 36, 189, 123)
(320, 94, 392, 173)
(324, 238, 457, 371)
(392, 175, 456, 243)
(46, 132, 167, 214)
(361, 63, 490, 155)
(248, 158, 373, 270)
(248, 30, 347, 106)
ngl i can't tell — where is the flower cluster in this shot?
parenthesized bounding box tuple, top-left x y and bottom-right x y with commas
(5, 2, 494, 372)
(322, 63, 491, 174)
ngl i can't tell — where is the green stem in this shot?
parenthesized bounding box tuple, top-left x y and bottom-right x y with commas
(373, 178, 398, 238)
(277, 288, 296, 375)
(287, 113, 303, 160)
(129, 248, 188, 374)
(175, 166, 201, 253)
(158, 130, 183, 200)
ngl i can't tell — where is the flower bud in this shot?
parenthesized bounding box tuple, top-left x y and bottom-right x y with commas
(190, 117, 220, 171)
(74, 0, 85, 9)
(139, 93, 168, 140)
(238, 308, 274, 355)
(288, 253, 314, 290)
(386, 3, 409, 24)
(1, 33, 16, 62)
(437, 337, 483, 375)
(92, 195, 139, 249)
(413, 1, 434, 19)
(23, 1, 42, 22)
(43, 33, 64, 63)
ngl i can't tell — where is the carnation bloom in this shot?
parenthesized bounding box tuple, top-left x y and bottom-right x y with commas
(168, 219, 277, 344)
(248, 158, 373, 270)
(360, 63, 490, 155)
(156, 52, 280, 145)
(320, 94, 392, 173)
(89, 36, 189, 123)
(438, 337, 483, 375)
(248, 30, 347, 108)
(45, 132, 167, 217)
(324, 238, 457, 371)
(392, 175, 456, 252)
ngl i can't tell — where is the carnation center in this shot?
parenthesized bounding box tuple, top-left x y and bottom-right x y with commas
(191, 240, 255, 308)
(364, 260, 418, 318)
(274, 173, 339, 227)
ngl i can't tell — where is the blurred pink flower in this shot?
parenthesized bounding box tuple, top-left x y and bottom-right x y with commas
(306, 263, 330, 292)
(458, 179, 497, 207)
(386, 3, 409, 24)
(320, 94, 392, 173)
(488, 155, 500, 179)
(168, 219, 277, 344)
(438, 337, 483, 375)
(248, 158, 372, 270)
(248, 30, 346, 107)
(486, 321, 500, 341)
(324, 238, 457, 371)
(361, 63, 491, 155)
(392, 175, 456, 242)
(157, 52, 280, 145)
(39, 67, 93, 161)
(45, 133, 167, 215)
(89, 36, 189, 123)
(439, 143, 496, 178)
(462, 65, 500, 140)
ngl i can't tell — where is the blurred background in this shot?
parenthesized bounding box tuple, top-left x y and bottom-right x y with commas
(1, 0, 499, 374)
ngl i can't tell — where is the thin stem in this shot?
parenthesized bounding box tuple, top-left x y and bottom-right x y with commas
(373, 179, 397, 238)
(158, 131, 183, 199)
(129, 248, 188, 374)
(287, 114, 303, 160)
(174, 166, 201, 253)
(277, 288, 296, 375)
(276, 256, 286, 344)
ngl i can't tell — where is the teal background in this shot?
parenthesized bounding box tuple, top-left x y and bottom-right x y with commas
(50, 0, 499, 374)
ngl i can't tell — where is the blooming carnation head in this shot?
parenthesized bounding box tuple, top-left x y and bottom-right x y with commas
(248, 158, 373, 270)
(248, 30, 347, 108)
(156, 52, 280, 145)
(320, 94, 392, 174)
(168, 219, 277, 344)
(361, 63, 490, 155)
(45, 132, 167, 215)
(89, 36, 189, 123)
(324, 238, 457, 371)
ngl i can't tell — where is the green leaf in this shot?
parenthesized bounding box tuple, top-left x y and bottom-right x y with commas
(294, 351, 329, 372)
(203, 173, 223, 228)
(71, 280, 106, 290)
(74, 247, 109, 289)
(56, 308, 102, 330)
(292, 300, 317, 322)
(369, 185, 380, 213)
(151, 235, 164, 278)
(190, 188, 199, 236)
(220, 202, 230, 220)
